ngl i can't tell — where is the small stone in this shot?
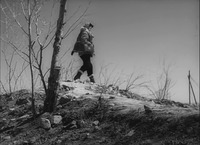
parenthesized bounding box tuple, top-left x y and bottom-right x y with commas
(3, 136, 11, 140)
(9, 108, 15, 111)
(126, 130, 135, 137)
(92, 120, 99, 126)
(10, 118, 16, 121)
(57, 105, 62, 109)
(13, 140, 19, 144)
(22, 140, 29, 144)
(71, 120, 76, 125)
(52, 115, 62, 124)
(19, 114, 30, 119)
(57, 139, 62, 144)
(109, 96, 115, 99)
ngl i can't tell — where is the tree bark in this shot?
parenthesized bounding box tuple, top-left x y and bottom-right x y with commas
(43, 0, 67, 112)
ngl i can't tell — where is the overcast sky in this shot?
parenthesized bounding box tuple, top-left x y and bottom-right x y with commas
(77, 0, 199, 103)
(1, 0, 199, 103)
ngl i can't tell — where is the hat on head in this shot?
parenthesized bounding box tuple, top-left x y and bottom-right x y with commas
(83, 22, 94, 28)
(88, 23, 94, 28)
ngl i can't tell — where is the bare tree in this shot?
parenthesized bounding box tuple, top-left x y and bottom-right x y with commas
(0, 48, 28, 94)
(43, 0, 67, 112)
(0, 0, 58, 116)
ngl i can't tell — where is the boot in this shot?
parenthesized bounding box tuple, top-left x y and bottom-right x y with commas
(74, 70, 83, 81)
(89, 75, 95, 83)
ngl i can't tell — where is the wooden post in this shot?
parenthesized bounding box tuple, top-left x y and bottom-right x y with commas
(190, 82, 197, 105)
(188, 71, 191, 105)
(188, 71, 197, 105)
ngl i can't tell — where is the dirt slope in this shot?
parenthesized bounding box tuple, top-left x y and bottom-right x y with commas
(0, 81, 199, 145)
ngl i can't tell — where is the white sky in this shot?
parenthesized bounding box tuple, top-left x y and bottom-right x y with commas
(70, 0, 199, 103)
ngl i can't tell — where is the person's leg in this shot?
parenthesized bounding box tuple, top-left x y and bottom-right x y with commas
(74, 54, 95, 83)
(73, 55, 87, 81)
(74, 70, 83, 81)
(84, 54, 95, 83)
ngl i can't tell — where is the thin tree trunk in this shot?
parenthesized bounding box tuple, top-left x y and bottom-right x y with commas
(43, 0, 67, 112)
(28, 0, 36, 117)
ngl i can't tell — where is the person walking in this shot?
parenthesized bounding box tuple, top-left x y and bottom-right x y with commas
(71, 23, 95, 83)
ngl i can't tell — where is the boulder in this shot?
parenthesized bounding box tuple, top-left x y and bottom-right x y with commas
(52, 115, 62, 124)
(39, 118, 51, 130)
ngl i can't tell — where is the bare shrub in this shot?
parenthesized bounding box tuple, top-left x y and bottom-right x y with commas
(147, 62, 174, 100)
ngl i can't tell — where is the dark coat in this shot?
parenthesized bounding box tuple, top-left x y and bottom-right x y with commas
(73, 27, 94, 56)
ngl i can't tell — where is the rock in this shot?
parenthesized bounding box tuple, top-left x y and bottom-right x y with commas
(92, 120, 100, 126)
(9, 108, 15, 111)
(57, 105, 62, 109)
(52, 115, 62, 124)
(109, 96, 115, 99)
(144, 105, 152, 114)
(22, 140, 29, 144)
(11, 118, 16, 121)
(3, 136, 11, 140)
(13, 140, 20, 144)
(39, 118, 51, 130)
(125, 130, 135, 137)
(19, 114, 30, 119)
(108, 86, 113, 92)
(57, 139, 62, 144)
(71, 120, 76, 125)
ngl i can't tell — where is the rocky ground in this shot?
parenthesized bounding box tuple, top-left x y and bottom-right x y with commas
(0, 81, 199, 145)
